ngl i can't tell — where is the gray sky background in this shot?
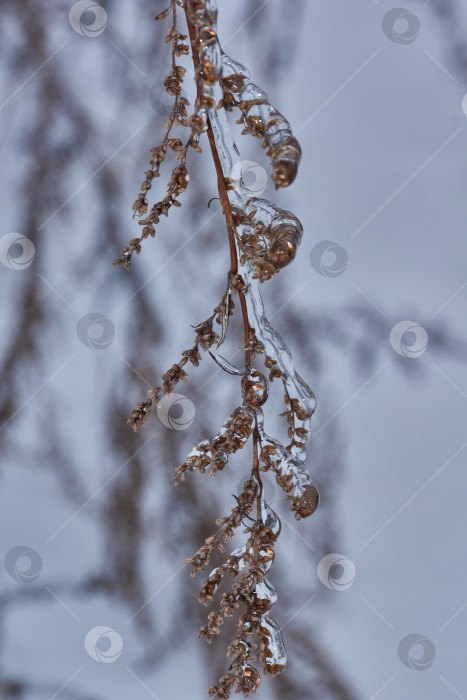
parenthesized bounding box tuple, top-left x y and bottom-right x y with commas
(1, 1, 467, 699)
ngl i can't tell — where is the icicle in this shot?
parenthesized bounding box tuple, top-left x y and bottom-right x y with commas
(244, 280, 316, 462)
(255, 578, 278, 610)
(220, 54, 301, 188)
(259, 616, 287, 675)
(209, 351, 248, 375)
(260, 499, 281, 537)
(266, 220, 303, 269)
(216, 291, 232, 348)
(256, 410, 319, 519)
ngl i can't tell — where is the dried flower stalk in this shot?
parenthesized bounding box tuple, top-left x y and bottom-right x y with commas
(114, 1, 319, 696)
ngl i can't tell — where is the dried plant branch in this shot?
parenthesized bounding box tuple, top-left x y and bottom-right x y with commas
(114, 1, 319, 696)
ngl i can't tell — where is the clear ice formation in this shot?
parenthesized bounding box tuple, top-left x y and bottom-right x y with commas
(255, 499, 286, 673)
(255, 409, 319, 519)
(187, 0, 318, 519)
(220, 53, 302, 189)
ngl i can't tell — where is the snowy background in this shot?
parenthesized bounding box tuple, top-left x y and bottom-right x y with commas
(1, 1, 467, 699)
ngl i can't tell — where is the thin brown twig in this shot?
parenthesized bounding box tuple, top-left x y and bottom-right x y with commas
(184, 7, 251, 369)
(253, 422, 263, 521)
(183, 3, 260, 519)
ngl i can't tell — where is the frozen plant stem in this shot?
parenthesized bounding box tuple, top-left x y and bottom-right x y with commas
(114, 1, 319, 696)
(184, 8, 260, 518)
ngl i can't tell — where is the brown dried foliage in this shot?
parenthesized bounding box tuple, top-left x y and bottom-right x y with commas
(114, 1, 318, 696)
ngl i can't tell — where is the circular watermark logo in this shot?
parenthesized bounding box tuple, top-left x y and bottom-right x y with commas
(69, 1, 108, 38)
(77, 313, 115, 350)
(149, 80, 187, 117)
(462, 94, 467, 117)
(317, 553, 356, 591)
(0, 233, 35, 270)
(230, 160, 268, 197)
(4, 546, 43, 583)
(85, 626, 123, 663)
(382, 9, 420, 45)
(156, 393, 195, 430)
(398, 634, 436, 670)
(390, 321, 428, 359)
(309, 240, 348, 277)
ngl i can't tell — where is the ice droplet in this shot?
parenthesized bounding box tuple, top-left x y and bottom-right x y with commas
(241, 371, 268, 407)
(285, 457, 320, 519)
(294, 483, 319, 519)
(242, 664, 261, 691)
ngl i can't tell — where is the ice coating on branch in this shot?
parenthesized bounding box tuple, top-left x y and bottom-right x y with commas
(230, 197, 304, 280)
(187, 0, 221, 112)
(228, 546, 248, 576)
(256, 409, 319, 519)
(259, 616, 287, 675)
(254, 499, 286, 674)
(255, 498, 281, 612)
(187, 0, 317, 508)
(245, 282, 316, 463)
(255, 578, 278, 608)
(221, 53, 301, 189)
(185, 1, 315, 688)
(172, 406, 253, 482)
(187, 1, 304, 279)
(209, 351, 248, 375)
(198, 545, 247, 602)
